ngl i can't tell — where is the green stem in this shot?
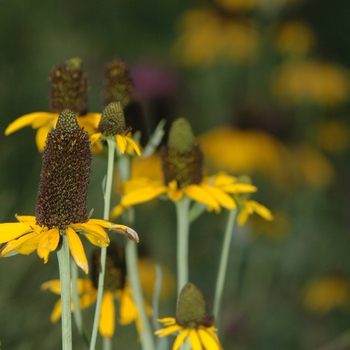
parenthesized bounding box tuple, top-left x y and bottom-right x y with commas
(118, 153, 155, 350)
(102, 336, 112, 350)
(57, 234, 72, 350)
(213, 209, 238, 321)
(71, 259, 90, 346)
(175, 196, 191, 296)
(90, 138, 116, 350)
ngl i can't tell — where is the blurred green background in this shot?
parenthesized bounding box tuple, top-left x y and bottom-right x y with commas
(1, 0, 350, 349)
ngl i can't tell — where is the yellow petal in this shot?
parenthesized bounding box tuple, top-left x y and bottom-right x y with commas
(157, 317, 177, 326)
(183, 185, 220, 211)
(0, 222, 33, 243)
(118, 288, 139, 325)
(109, 205, 126, 219)
(37, 228, 60, 263)
(125, 136, 141, 156)
(99, 291, 115, 338)
(41, 280, 62, 294)
(71, 223, 109, 245)
(202, 184, 236, 209)
(173, 329, 190, 350)
(86, 218, 114, 229)
(121, 186, 167, 207)
(15, 215, 36, 223)
(210, 172, 237, 186)
(79, 288, 98, 309)
(222, 183, 257, 193)
(4, 112, 54, 135)
(36, 123, 54, 152)
(77, 113, 101, 129)
(90, 132, 103, 145)
(50, 299, 63, 323)
(84, 233, 109, 247)
(65, 227, 89, 274)
(237, 206, 250, 225)
(155, 324, 182, 337)
(16, 232, 43, 255)
(0, 231, 39, 256)
(197, 327, 222, 350)
(116, 134, 127, 153)
(249, 200, 274, 221)
(189, 329, 202, 350)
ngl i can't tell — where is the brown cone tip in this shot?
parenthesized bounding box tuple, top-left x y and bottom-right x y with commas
(176, 283, 213, 328)
(104, 58, 135, 108)
(97, 102, 127, 136)
(35, 109, 92, 229)
(91, 243, 127, 291)
(49, 57, 89, 115)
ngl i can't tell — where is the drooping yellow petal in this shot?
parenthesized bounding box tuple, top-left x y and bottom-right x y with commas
(116, 134, 127, 153)
(248, 200, 274, 221)
(50, 299, 63, 323)
(118, 288, 139, 325)
(36, 123, 54, 152)
(71, 223, 109, 245)
(201, 184, 236, 209)
(79, 288, 98, 309)
(16, 232, 43, 255)
(90, 132, 103, 145)
(173, 329, 190, 350)
(125, 135, 141, 156)
(41, 280, 62, 294)
(183, 185, 220, 211)
(237, 205, 250, 225)
(86, 218, 115, 229)
(0, 222, 34, 243)
(197, 327, 222, 350)
(65, 227, 89, 274)
(120, 185, 167, 207)
(84, 233, 109, 247)
(167, 180, 183, 202)
(155, 324, 182, 337)
(99, 291, 115, 338)
(37, 228, 60, 263)
(0, 231, 39, 256)
(189, 329, 202, 350)
(4, 112, 54, 135)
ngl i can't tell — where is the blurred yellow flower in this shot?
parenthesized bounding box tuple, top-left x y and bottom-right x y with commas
(317, 120, 349, 154)
(275, 21, 315, 56)
(131, 153, 163, 181)
(237, 199, 274, 225)
(272, 60, 350, 107)
(303, 277, 350, 314)
(172, 8, 258, 66)
(198, 126, 286, 178)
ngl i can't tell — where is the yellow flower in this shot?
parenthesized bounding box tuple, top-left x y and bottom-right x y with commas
(303, 277, 350, 314)
(274, 21, 315, 56)
(172, 8, 258, 66)
(110, 172, 257, 219)
(0, 215, 135, 274)
(155, 283, 222, 350)
(272, 60, 350, 107)
(42, 244, 151, 338)
(198, 126, 286, 178)
(90, 102, 141, 156)
(4, 58, 101, 152)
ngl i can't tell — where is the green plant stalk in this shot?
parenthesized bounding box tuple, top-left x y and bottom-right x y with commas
(90, 137, 116, 350)
(175, 196, 191, 297)
(213, 208, 238, 321)
(118, 153, 155, 350)
(71, 259, 90, 346)
(57, 234, 72, 350)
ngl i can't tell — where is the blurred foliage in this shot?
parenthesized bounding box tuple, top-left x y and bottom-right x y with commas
(1, 0, 350, 349)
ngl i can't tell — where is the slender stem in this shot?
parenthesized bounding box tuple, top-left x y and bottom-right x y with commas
(71, 259, 90, 346)
(102, 337, 112, 350)
(126, 240, 155, 349)
(57, 234, 72, 350)
(90, 138, 116, 350)
(118, 152, 155, 350)
(175, 196, 191, 296)
(213, 209, 238, 321)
